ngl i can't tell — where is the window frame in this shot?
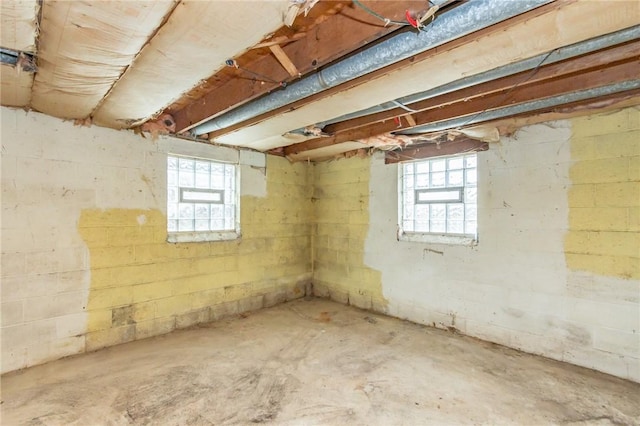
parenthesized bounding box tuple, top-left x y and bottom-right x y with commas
(166, 154, 241, 243)
(397, 153, 478, 246)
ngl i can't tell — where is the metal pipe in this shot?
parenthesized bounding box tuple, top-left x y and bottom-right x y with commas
(192, 0, 552, 136)
(301, 25, 640, 131)
(396, 80, 640, 135)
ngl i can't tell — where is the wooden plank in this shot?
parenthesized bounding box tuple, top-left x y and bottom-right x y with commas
(203, 1, 566, 139)
(385, 138, 489, 164)
(283, 46, 639, 156)
(325, 40, 640, 134)
(269, 44, 300, 77)
(173, 1, 428, 132)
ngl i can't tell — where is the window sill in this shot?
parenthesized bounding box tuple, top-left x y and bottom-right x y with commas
(167, 230, 240, 243)
(399, 231, 477, 246)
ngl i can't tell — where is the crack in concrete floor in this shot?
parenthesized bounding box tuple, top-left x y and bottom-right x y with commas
(2, 299, 639, 425)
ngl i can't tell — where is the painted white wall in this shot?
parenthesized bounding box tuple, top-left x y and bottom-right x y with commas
(366, 122, 639, 382)
(0, 107, 266, 373)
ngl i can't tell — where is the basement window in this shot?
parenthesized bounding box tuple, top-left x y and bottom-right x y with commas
(167, 155, 239, 243)
(398, 153, 478, 245)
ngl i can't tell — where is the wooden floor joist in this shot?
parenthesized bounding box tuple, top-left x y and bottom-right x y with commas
(283, 41, 640, 157)
(172, 1, 428, 132)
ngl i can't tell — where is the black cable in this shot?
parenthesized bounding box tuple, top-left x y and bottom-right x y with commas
(352, 0, 409, 26)
(454, 48, 559, 129)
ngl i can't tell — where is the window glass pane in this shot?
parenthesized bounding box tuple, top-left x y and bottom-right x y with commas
(447, 204, 464, 220)
(448, 220, 464, 234)
(168, 157, 178, 170)
(167, 170, 178, 187)
(168, 187, 179, 203)
(195, 161, 210, 173)
(431, 159, 445, 172)
(168, 204, 178, 219)
(400, 153, 478, 238)
(466, 168, 477, 185)
(195, 219, 209, 231)
(465, 155, 477, 168)
(430, 220, 446, 233)
(465, 205, 477, 221)
(448, 157, 463, 170)
(178, 219, 194, 232)
(430, 204, 446, 220)
(179, 170, 194, 187)
(465, 221, 477, 235)
(415, 221, 429, 232)
(415, 205, 429, 221)
(416, 162, 429, 173)
(178, 203, 194, 219)
(431, 172, 445, 188)
(448, 170, 463, 186)
(195, 173, 210, 188)
(465, 187, 477, 202)
(416, 174, 429, 188)
(194, 204, 209, 219)
(168, 219, 178, 232)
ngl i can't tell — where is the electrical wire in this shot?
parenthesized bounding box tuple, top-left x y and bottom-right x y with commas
(225, 59, 287, 87)
(453, 48, 559, 130)
(352, 0, 409, 26)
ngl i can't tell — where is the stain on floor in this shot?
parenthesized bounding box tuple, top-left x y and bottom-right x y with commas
(2, 299, 639, 425)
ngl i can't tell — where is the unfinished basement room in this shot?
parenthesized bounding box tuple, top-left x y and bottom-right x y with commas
(1, 0, 639, 424)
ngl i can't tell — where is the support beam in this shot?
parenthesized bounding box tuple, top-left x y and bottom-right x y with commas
(172, 1, 427, 132)
(283, 42, 639, 156)
(385, 138, 489, 164)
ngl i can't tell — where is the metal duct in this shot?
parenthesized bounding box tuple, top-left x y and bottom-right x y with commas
(192, 0, 553, 136)
(300, 25, 640, 131)
(396, 80, 640, 135)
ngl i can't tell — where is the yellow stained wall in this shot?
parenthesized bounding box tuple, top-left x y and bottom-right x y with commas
(311, 157, 387, 311)
(79, 156, 312, 351)
(565, 107, 640, 279)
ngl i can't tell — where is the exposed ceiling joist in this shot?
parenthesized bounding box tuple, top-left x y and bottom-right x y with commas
(171, 1, 430, 133)
(283, 40, 640, 156)
(207, 0, 639, 151)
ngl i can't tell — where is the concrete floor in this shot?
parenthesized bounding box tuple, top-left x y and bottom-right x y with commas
(2, 299, 639, 425)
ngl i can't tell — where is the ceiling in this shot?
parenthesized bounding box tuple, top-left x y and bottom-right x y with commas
(1, 0, 639, 162)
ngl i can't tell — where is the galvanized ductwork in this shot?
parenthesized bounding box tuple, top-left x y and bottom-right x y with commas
(191, 0, 553, 136)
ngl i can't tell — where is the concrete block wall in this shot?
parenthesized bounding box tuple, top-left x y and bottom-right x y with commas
(312, 158, 385, 311)
(312, 107, 639, 382)
(1, 108, 312, 373)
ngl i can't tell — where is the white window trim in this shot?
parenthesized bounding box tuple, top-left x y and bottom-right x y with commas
(397, 155, 478, 246)
(167, 154, 241, 243)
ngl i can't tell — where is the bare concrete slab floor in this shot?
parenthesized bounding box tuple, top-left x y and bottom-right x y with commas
(2, 299, 639, 425)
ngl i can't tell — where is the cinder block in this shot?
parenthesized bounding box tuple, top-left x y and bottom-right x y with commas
(154, 294, 192, 318)
(572, 108, 634, 139)
(85, 324, 136, 352)
(568, 184, 595, 208)
(594, 327, 640, 357)
(175, 308, 210, 329)
(348, 291, 372, 310)
(570, 157, 629, 184)
(569, 207, 628, 232)
(238, 295, 264, 313)
(89, 246, 135, 268)
(135, 317, 176, 340)
(87, 287, 133, 310)
(594, 182, 640, 208)
(264, 290, 287, 307)
(210, 301, 239, 321)
(1, 252, 25, 277)
(132, 280, 173, 303)
(55, 312, 87, 338)
(1, 300, 23, 326)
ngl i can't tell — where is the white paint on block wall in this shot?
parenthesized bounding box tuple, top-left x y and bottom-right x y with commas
(365, 122, 639, 382)
(0, 108, 267, 373)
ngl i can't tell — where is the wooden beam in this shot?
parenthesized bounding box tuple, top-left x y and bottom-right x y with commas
(173, 1, 428, 132)
(204, 1, 565, 140)
(283, 43, 639, 156)
(269, 45, 300, 77)
(385, 138, 489, 164)
(325, 40, 640, 135)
